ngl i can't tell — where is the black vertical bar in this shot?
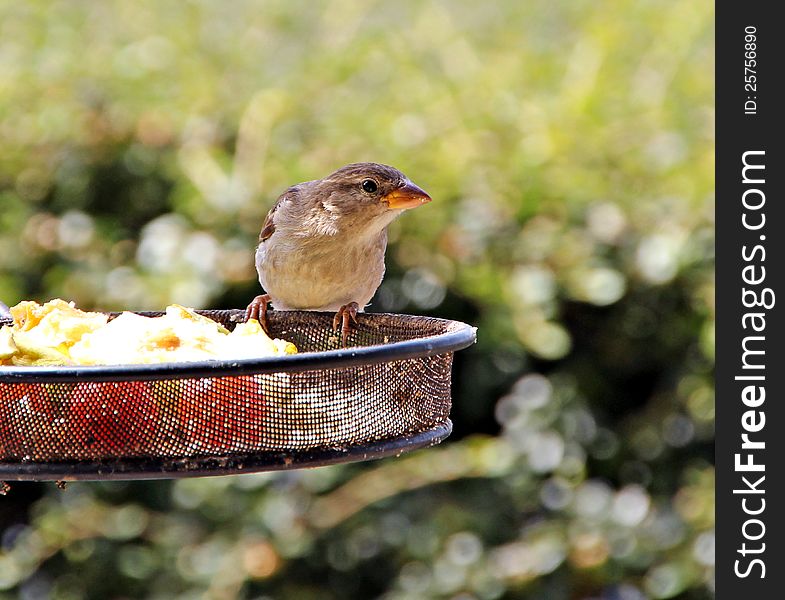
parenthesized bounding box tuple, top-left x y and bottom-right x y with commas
(717, 2, 784, 597)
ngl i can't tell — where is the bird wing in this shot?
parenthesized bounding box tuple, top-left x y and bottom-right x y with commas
(259, 188, 296, 243)
(259, 205, 277, 243)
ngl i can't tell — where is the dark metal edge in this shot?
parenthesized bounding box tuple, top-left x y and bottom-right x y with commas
(0, 420, 452, 481)
(0, 313, 477, 383)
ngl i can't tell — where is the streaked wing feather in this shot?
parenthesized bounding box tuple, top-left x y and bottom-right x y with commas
(259, 189, 294, 243)
(259, 207, 277, 242)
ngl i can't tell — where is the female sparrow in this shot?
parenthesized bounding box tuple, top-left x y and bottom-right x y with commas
(246, 162, 432, 345)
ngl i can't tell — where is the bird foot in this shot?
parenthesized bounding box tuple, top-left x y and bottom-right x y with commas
(245, 294, 272, 334)
(332, 302, 359, 348)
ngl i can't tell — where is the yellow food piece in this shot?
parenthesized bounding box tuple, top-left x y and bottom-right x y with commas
(3, 299, 108, 366)
(0, 299, 297, 366)
(228, 319, 298, 356)
(0, 326, 17, 361)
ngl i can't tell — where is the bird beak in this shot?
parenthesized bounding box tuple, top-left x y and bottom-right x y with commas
(382, 181, 432, 210)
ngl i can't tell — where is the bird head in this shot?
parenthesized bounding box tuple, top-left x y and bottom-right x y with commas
(320, 163, 432, 216)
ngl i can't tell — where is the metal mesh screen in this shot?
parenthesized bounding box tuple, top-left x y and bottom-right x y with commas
(0, 311, 458, 463)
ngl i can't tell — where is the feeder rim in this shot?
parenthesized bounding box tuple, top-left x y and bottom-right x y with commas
(0, 420, 453, 481)
(0, 311, 476, 383)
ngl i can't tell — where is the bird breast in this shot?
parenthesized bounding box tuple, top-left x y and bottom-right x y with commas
(256, 230, 388, 312)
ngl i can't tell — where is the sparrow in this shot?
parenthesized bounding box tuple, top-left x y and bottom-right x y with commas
(246, 163, 432, 345)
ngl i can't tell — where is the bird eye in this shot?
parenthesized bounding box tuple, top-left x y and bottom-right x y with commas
(361, 179, 378, 193)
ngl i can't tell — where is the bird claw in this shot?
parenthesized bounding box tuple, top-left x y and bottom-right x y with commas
(333, 302, 359, 347)
(245, 294, 272, 334)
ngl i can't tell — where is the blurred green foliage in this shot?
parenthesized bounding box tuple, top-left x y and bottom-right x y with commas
(0, 1, 713, 599)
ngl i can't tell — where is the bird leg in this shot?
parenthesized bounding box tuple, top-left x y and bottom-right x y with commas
(245, 294, 272, 334)
(332, 302, 359, 347)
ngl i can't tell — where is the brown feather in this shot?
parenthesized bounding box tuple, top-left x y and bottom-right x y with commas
(258, 188, 298, 243)
(259, 207, 276, 242)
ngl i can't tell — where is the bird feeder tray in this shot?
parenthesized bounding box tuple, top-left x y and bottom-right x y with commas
(0, 310, 476, 481)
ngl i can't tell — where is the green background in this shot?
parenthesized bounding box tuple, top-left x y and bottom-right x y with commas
(0, 1, 714, 598)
